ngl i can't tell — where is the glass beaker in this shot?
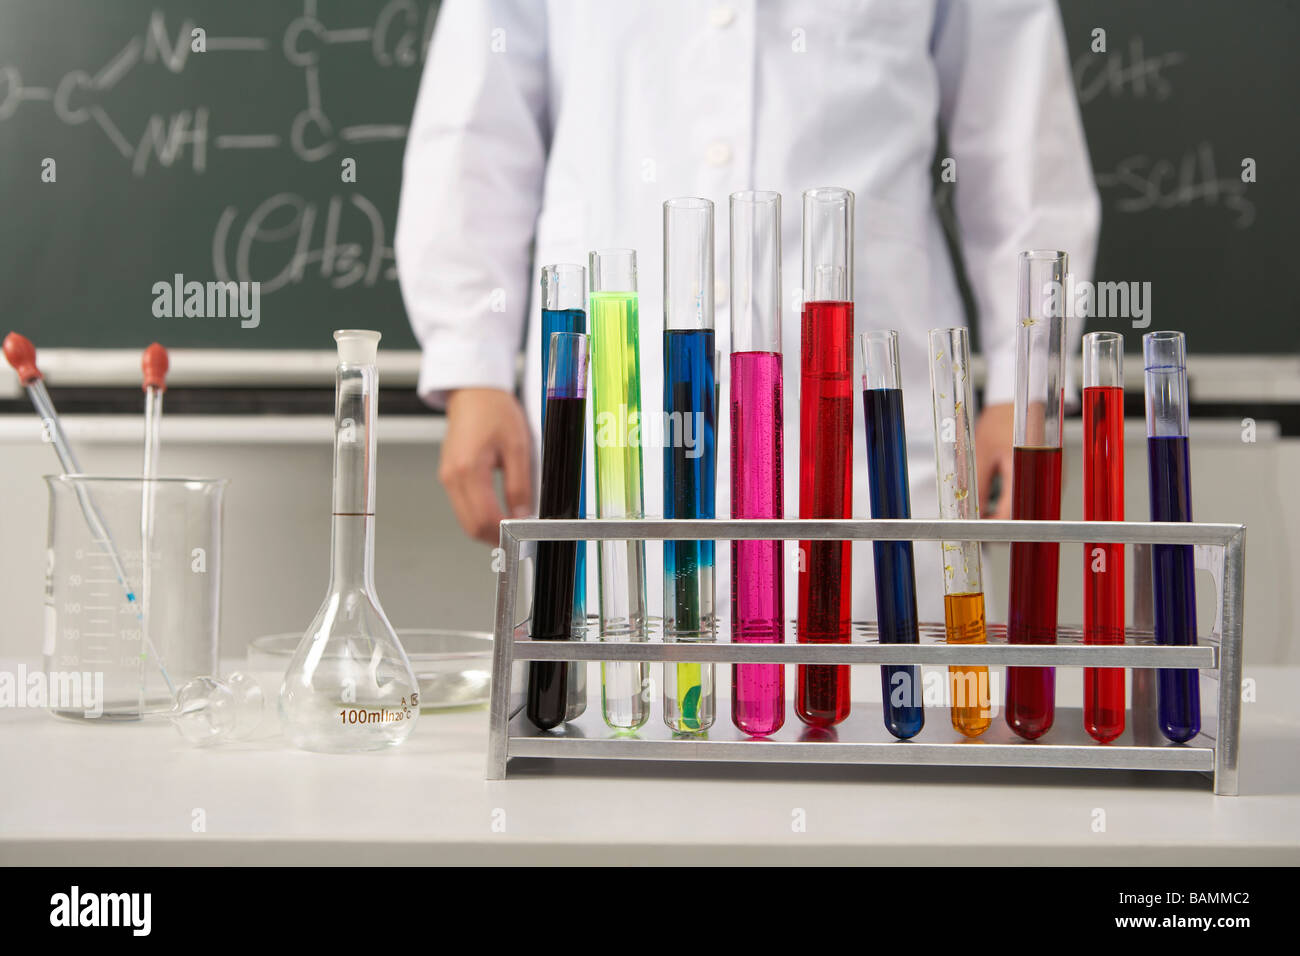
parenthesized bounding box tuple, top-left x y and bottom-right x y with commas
(43, 475, 226, 720)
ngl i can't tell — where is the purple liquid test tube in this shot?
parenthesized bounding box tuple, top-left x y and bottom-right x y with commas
(526, 331, 589, 730)
(1144, 331, 1201, 743)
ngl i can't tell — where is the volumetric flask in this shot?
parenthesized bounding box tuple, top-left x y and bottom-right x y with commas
(43, 475, 226, 720)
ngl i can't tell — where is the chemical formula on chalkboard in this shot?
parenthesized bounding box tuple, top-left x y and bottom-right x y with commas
(213, 191, 398, 293)
(0, 1, 433, 170)
(0, 0, 436, 348)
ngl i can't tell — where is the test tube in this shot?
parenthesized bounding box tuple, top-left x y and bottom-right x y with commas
(1082, 331, 1126, 743)
(797, 187, 854, 727)
(1144, 331, 1201, 743)
(861, 331, 924, 739)
(541, 264, 588, 721)
(589, 249, 649, 731)
(730, 190, 785, 737)
(928, 327, 992, 737)
(662, 199, 717, 734)
(527, 332, 589, 730)
(1006, 250, 1067, 740)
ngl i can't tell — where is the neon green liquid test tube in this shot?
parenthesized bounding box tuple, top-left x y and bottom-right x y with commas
(589, 249, 649, 731)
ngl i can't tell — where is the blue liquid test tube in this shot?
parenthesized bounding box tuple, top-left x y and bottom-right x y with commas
(861, 330, 924, 739)
(661, 198, 717, 734)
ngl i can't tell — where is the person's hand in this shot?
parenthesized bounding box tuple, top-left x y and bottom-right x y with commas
(974, 402, 1015, 519)
(439, 388, 533, 545)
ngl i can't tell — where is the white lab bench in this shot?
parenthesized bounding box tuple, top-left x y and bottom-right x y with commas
(2, 662, 1296, 866)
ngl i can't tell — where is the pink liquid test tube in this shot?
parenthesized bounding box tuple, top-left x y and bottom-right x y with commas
(729, 191, 785, 736)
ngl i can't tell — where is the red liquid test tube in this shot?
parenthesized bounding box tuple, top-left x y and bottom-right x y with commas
(1006, 250, 1067, 740)
(796, 188, 854, 727)
(1082, 331, 1125, 742)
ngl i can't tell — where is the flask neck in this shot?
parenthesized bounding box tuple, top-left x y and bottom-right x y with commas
(329, 361, 378, 592)
(328, 515, 376, 593)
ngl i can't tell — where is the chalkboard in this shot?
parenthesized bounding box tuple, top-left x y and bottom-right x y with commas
(3, 1, 1296, 356)
(0, 0, 436, 349)
(1058, 0, 1300, 354)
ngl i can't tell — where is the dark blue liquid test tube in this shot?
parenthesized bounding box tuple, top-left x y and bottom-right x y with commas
(861, 330, 924, 740)
(1144, 331, 1201, 743)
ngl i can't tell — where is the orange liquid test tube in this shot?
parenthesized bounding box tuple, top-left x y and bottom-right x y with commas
(928, 328, 992, 737)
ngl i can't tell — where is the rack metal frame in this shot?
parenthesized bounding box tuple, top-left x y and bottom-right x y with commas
(486, 518, 1245, 794)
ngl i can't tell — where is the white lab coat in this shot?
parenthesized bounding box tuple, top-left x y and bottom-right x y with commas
(396, 0, 1099, 625)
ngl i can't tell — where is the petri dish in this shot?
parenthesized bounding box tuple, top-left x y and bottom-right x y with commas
(248, 628, 492, 710)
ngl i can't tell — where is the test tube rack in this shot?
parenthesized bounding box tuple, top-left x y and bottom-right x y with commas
(486, 518, 1245, 795)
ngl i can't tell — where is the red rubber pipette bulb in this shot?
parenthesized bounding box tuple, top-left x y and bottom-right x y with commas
(142, 342, 169, 392)
(3, 332, 41, 385)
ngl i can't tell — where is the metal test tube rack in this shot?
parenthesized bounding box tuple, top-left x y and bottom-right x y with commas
(487, 518, 1245, 795)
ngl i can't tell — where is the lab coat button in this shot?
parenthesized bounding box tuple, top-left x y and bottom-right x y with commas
(714, 279, 728, 304)
(710, 7, 736, 28)
(705, 142, 732, 166)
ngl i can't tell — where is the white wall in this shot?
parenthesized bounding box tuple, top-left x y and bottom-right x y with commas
(0, 413, 1293, 667)
(0, 415, 499, 662)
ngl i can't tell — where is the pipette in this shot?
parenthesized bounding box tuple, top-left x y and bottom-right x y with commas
(141, 344, 167, 480)
(4, 333, 260, 743)
(2, 332, 172, 691)
(139, 342, 168, 707)
(136, 343, 263, 742)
